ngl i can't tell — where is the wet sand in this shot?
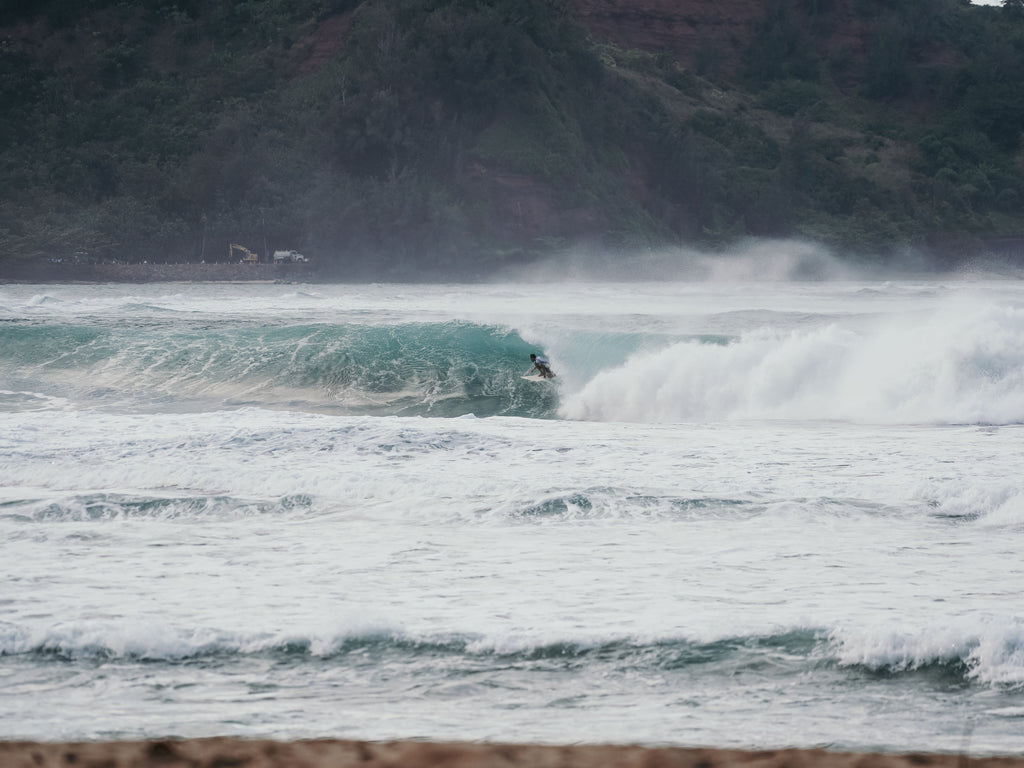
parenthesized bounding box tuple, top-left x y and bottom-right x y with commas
(1, 739, 1022, 768)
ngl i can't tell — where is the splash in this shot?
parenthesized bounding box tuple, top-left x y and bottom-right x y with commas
(561, 302, 1024, 424)
(831, 619, 1024, 688)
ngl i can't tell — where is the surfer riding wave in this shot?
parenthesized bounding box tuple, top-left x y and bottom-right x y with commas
(528, 353, 555, 379)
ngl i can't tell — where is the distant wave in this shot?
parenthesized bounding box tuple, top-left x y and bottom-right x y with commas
(0, 486, 943, 526)
(0, 492, 315, 523)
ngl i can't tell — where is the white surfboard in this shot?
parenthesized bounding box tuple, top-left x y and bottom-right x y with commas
(521, 374, 554, 382)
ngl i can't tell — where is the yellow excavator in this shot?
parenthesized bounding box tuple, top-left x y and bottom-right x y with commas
(230, 243, 260, 263)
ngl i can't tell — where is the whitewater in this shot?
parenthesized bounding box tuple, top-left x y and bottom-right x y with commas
(1, 274, 1023, 755)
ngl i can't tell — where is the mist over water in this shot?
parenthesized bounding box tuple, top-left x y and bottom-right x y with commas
(1, 268, 1023, 754)
(497, 238, 1023, 284)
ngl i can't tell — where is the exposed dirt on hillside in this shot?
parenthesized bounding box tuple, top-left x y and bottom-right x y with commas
(465, 162, 610, 245)
(567, 0, 948, 87)
(570, 0, 766, 75)
(296, 11, 355, 77)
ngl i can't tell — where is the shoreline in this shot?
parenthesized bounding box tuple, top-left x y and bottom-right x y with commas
(2, 739, 1023, 768)
(0, 261, 318, 284)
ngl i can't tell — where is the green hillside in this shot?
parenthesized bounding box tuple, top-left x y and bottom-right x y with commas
(2, 0, 1024, 278)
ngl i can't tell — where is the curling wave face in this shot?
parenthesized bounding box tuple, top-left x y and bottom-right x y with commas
(0, 321, 564, 418)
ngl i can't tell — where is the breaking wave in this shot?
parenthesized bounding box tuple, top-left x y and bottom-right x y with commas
(4, 297, 1023, 424)
(560, 302, 1024, 424)
(3, 622, 1021, 688)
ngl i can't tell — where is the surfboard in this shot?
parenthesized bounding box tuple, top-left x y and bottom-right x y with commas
(521, 374, 554, 382)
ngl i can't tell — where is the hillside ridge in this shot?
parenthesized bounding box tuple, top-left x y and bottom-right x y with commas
(2, 0, 1023, 278)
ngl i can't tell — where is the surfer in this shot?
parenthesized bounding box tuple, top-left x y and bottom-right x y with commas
(528, 353, 554, 379)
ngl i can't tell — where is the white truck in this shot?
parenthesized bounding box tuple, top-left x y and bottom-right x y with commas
(272, 249, 308, 263)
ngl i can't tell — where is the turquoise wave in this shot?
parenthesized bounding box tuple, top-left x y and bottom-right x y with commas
(0, 321, 565, 418)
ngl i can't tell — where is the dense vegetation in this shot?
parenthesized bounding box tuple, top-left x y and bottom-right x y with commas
(2, 0, 1024, 277)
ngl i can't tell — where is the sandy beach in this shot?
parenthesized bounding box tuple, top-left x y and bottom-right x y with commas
(1, 740, 1023, 768)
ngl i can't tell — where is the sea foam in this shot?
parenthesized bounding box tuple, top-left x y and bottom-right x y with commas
(561, 302, 1024, 424)
(831, 619, 1024, 687)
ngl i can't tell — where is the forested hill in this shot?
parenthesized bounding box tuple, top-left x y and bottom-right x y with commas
(3, 0, 1024, 279)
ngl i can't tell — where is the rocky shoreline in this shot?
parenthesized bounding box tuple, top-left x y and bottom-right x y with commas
(1, 261, 318, 283)
(1, 739, 1022, 768)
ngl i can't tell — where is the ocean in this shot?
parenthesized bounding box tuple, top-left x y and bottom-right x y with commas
(1, 271, 1023, 755)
